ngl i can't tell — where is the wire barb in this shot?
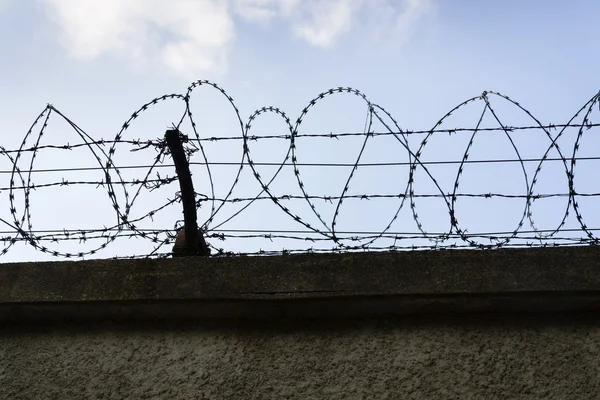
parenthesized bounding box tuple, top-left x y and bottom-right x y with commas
(1, 81, 599, 260)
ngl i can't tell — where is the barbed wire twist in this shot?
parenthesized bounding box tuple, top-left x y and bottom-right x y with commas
(1, 80, 599, 259)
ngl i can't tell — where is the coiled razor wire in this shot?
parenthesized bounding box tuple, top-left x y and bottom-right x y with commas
(0, 80, 598, 259)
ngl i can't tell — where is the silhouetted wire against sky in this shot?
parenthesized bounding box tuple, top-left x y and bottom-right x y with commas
(0, 1, 599, 261)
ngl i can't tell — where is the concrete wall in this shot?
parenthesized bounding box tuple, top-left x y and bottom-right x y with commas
(2, 314, 600, 399)
(2, 247, 600, 399)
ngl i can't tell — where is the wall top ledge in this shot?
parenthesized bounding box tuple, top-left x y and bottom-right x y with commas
(2, 246, 600, 321)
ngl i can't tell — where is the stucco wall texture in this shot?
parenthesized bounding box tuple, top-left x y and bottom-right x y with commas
(2, 313, 599, 400)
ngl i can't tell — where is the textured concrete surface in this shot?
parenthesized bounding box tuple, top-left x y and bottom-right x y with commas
(4, 246, 600, 303)
(1, 313, 599, 400)
(3, 246, 600, 321)
(2, 247, 600, 398)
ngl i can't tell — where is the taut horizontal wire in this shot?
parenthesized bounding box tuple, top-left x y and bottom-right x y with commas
(1, 155, 600, 175)
(1, 80, 598, 260)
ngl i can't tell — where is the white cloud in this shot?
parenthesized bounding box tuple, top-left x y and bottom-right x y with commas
(233, 0, 433, 48)
(233, 0, 278, 24)
(232, 0, 299, 24)
(393, 0, 433, 45)
(290, 0, 359, 48)
(43, 0, 433, 78)
(231, 0, 357, 47)
(43, 0, 234, 78)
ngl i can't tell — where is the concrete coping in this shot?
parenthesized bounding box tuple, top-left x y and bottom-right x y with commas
(2, 246, 600, 322)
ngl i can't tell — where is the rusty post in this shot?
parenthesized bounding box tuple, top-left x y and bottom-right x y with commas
(165, 129, 206, 256)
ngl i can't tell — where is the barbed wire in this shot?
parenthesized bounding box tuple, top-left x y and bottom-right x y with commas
(1, 80, 600, 260)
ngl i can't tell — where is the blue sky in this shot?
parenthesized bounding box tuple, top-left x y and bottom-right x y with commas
(0, 0, 599, 261)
